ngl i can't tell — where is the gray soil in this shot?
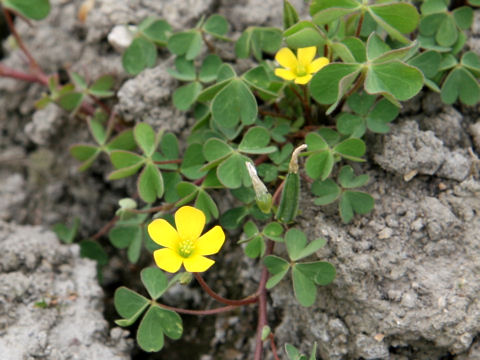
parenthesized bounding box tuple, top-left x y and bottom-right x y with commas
(2, 1, 480, 359)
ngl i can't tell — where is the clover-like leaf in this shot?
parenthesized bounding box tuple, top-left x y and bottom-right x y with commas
(141, 267, 169, 300)
(203, 14, 229, 38)
(441, 67, 480, 105)
(339, 190, 374, 223)
(305, 151, 334, 181)
(167, 30, 203, 60)
(123, 37, 157, 75)
(264, 255, 290, 289)
(173, 82, 202, 111)
(3, 0, 51, 20)
(137, 163, 164, 203)
(292, 265, 317, 307)
(114, 287, 150, 326)
(310, 0, 361, 25)
(238, 126, 276, 154)
(311, 179, 341, 206)
(338, 166, 369, 188)
(284, 21, 326, 49)
(211, 79, 257, 128)
(70, 144, 101, 171)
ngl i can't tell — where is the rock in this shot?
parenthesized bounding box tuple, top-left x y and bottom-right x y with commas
(0, 221, 132, 359)
(0, 173, 27, 222)
(374, 120, 472, 181)
(25, 104, 64, 146)
(374, 120, 446, 176)
(115, 62, 188, 132)
(420, 107, 470, 149)
(271, 172, 480, 359)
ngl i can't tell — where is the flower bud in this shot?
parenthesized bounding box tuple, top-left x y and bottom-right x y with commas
(245, 162, 272, 214)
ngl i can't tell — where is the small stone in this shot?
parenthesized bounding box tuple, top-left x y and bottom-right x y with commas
(378, 228, 393, 239)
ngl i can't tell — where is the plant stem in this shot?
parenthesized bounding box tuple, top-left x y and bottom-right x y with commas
(253, 240, 274, 360)
(269, 333, 280, 360)
(92, 216, 118, 240)
(157, 302, 241, 316)
(194, 273, 259, 306)
(272, 179, 285, 206)
(258, 109, 293, 120)
(355, 12, 365, 38)
(0, 63, 46, 84)
(3, 8, 47, 82)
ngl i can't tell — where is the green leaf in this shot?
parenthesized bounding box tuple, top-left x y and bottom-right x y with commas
(3, 0, 50, 20)
(141, 267, 168, 300)
(137, 163, 164, 203)
(156, 306, 183, 340)
(453, 6, 473, 30)
(58, 92, 84, 112)
(134, 123, 157, 157)
(462, 51, 480, 77)
(297, 238, 327, 260)
(195, 189, 219, 222)
(71, 72, 87, 90)
(211, 79, 257, 128)
(122, 37, 157, 75)
(167, 30, 203, 60)
(310, 64, 362, 105)
(366, 34, 391, 62)
(407, 51, 442, 79)
(88, 117, 107, 145)
(181, 143, 207, 180)
(52, 218, 80, 244)
(203, 14, 229, 37)
(160, 132, 179, 159)
(336, 113, 365, 137)
(110, 150, 144, 169)
(310, 0, 361, 25)
(114, 287, 150, 324)
(245, 236, 266, 258)
(263, 222, 284, 242)
(367, 98, 399, 133)
(313, 262, 336, 285)
(220, 206, 249, 230)
(70, 144, 100, 171)
(441, 67, 480, 105)
(167, 56, 196, 81)
(285, 343, 302, 360)
(203, 138, 233, 162)
(334, 138, 366, 161)
(89, 75, 115, 97)
(235, 27, 282, 60)
(292, 265, 317, 307)
(106, 129, 136, 152)
(305, 151, 334, 180)
(341, 37, 366, 63)
(305, 132, 329, 151)
(137, 306, 165, 352)
(311, 179, 341, 205)
(338, 166, 369, 188)
(108, 225, 139, 249)
(162, 172, 181, 203)
(141, 19, 171, 45)
(264, 255, 290, 289)
(217, 153, 249, 189)
(368, 3, 419, 44)
(238, 126, 275, 154)
(284, 21, 326, 49)
(339, 191, 374, 223)
(283, 0, 300, 29)
(127, 232, 142, 264)
(285, 228, 307, 261)
(173, 82, 202, 111)
(199, 55, 223, 83)
(79, 240, 108, 266)
(365, 61, 424, 101)
(436, 15, 458, 47)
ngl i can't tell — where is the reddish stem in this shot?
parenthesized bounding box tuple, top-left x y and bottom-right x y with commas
(91, 216, 118, 240)
(0, 63, 46, 84)
(269, 333, 281, 360)
(157, 302, 240, 316)
(253, 240, 274, 360)
(194, 273, 259, 306)
(259, 109, 293, 120)
(272, 179, 285, 206)
(355, 12, 365, 38)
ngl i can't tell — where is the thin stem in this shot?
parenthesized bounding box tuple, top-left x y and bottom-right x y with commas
(194, 273, 259, 306)
(290, 84, 311, 124)
(253, 240, 274, 360)
(272, 179, 285, 206)
(355, 12, 365, 38)
(269, 333, 281, 360)
(0, 63, 46, 84)
(201, 31, 216, 53)
(129, 203, 176, 214)
(258, 109, 293, 120)
(3, 8, 45, 80)
(157, 302, 240, 316)
(91, 216, 118, 240)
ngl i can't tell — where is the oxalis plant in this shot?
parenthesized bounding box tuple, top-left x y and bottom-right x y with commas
(3, 0, 480, 358)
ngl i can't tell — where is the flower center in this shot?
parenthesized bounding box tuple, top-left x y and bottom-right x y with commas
(178, 238, 195, 258)
(296, 63, 307, 77)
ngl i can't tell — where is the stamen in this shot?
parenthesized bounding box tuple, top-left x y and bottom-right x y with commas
(178, 238, 195, 257)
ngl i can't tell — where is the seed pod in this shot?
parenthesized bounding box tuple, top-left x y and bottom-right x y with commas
(276, 144, 307, 223)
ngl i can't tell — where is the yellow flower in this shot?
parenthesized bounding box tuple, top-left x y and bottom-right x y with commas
(147, 206, 225, 273)
(274, 46, 329, 85)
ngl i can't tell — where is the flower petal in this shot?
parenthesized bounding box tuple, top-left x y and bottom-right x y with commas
(175, 206, 205, 241)
(297, 47, 317, 67)
(274, 68, 296, 80)
(308, 57, 329, 74)
(148, 219, 180, 249)
(183, 254, 215, 272)
(195, 226, 225, 256)
(153, 248, 183, 273)
(275, 48, 297, 70)
(294, 74, 313, 85)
